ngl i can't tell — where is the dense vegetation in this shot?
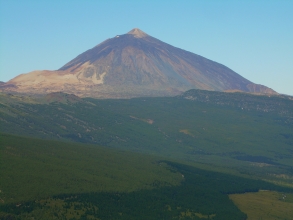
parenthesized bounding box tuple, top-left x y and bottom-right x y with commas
(0, 133, 181, 203)
(1, 91, 293, 185)
(1, 90, 293, 219)
(1, 133, 291, 219)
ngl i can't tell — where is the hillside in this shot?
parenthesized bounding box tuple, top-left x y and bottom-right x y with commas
(0, 133, 181, 204)
(1, 90, 293, 219)
(1, 91, 293, 187)
(1, 133, 292, 219)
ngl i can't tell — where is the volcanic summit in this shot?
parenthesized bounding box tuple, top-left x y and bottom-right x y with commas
(1, 28, 277, 98)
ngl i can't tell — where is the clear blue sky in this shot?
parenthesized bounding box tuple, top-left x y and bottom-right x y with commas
(1, 0, 292, 95)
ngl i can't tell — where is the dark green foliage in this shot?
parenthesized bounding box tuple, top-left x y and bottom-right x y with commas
(180, 89, 293, 117)
(1, 90, 293, 218)
(0, 133, 181, 204)
(1, 162, 292, 219)
(1, 90, 293, 184)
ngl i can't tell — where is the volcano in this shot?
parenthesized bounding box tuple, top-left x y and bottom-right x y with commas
(1, 28, 277, 98)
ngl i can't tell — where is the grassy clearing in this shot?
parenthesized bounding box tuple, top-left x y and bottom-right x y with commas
(179, 210, 216, 219)
(229, 191, 293, 220)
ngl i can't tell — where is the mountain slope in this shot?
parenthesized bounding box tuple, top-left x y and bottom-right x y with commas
(1, 91, 292, 184)
(1, 28, 277, 98)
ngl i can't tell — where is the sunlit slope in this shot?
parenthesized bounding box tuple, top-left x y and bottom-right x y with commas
(0, 133, 182, 204)
(230, 191, 293, 220)
(1, 28, 276, 98)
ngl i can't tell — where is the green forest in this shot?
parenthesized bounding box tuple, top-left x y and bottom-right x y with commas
(1, 134, 292, 219)
(0, 90, 293, 219)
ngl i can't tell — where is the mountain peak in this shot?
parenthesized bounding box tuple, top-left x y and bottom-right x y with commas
(127, 28, 148, 38)
(1, 28, 278, 98)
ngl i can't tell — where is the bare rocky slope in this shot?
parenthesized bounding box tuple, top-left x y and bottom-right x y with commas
(1, 28, 277, 98)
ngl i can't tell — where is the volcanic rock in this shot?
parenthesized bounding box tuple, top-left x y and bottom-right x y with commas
(1, 28, 277, 98)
